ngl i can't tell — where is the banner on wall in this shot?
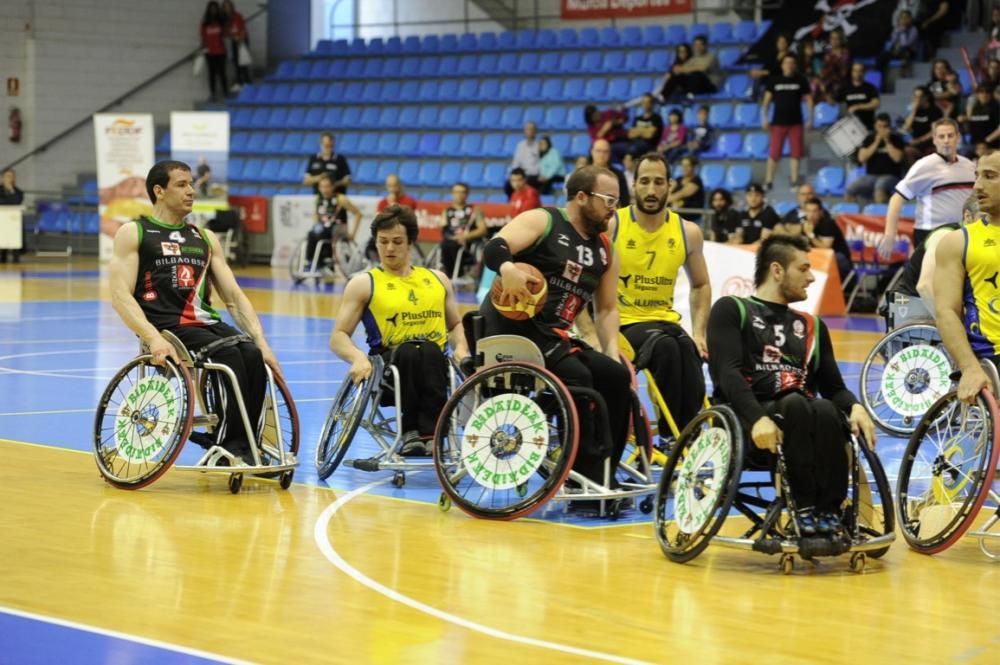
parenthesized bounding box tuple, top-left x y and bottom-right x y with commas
(270, 195, 381, 267)
(560, 0, 692, 19)
(170, 111, 230, 208)
(93, 113, 155, 261)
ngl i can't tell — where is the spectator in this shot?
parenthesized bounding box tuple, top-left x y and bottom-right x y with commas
(667, 155, 705, 222)
(194, 157, 212, 196)
(221, 0, 250, 90)
(537, 135, 566, 195)
(984, 59, 1000, 92)
(959, 84, 1000, 156)
(655, 43, 692, 102)
(584, 104, 629, 156)
(918, 0, 960, 55)
(657, 108, 688, 163)
(762, 54, 813, 190)
(0, 168, 25, 264)
(977, 7, 1000, 73)
(657, 37, 721, 101)
(302, 132, 351, 193)
(505, 121, 541, 196)
(733, 183, 782, 245)
(750, 33, 792, 101)
(440, 182, 487, 278)
(902, 85, 943, 163)
(622, 153, 636, 194)
(706, 187, 741, 243)
(846, 112, 907, 205)
(838, 62, 881, 131)
(817, 28, 852, 103)
(620, 94, 663, 160)
(800, 197, 854, 283)
(573, 154, 590, 171)
(927, 58, 963, 117)
(798, 40, 823, 99)
(199, 1, 229, 102)
(779, 183, 822, 231)
(377, 174, 419, 213)
(589, 139, 631, 207)
(877, 10, 920, 75)
(683, 105, 714, 159)
(508, 167, 541, 215)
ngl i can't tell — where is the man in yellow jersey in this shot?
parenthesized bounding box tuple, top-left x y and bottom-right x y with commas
(331, 204, 470, 455)
(934, 150, 1000, 403)
(613, 153, 712, 438)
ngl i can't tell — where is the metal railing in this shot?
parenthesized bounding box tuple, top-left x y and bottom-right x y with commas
(1, 5, 268, 174)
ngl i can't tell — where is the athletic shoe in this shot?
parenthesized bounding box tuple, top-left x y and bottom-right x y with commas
(816, 511, 843, 536)
(796, 507, 818, 537)
(400, 431, 429, 457)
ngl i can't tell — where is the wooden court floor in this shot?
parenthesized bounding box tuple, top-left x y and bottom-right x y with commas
(1, 258, 998, 665)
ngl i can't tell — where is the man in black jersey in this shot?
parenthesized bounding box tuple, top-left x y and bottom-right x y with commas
(302, 132, 351, 194)
(481, 165, 631, 486)
(707, 235, 876, 536)
(439, 182, 487, 278)
(109, 160, 283, 465)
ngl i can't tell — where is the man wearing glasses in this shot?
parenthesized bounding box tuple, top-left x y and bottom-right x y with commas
(480, 165, 631, 487)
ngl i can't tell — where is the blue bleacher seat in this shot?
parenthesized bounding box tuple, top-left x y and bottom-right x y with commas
(500, 79, 522, 100)
(642, 25, 666, 47)
(460, 134, 483, 155)
(363, 58, 384, 79)
(711, 22, 736, 44)
(266, 108, 289, 129)
(538, 51, 560, 73)
(259, 158, 281, 181)
(256, 83, 278, 104)
(327, 81, 345, 101)
(607, 78, 630, 101)
(629, 78, 654, 100)
(396, 133, 419, 157)
(863, 203, 889, 216)
(702, 132, 742, 160)
(400, 57, 420, 78)
(343, 81, 364, 102)
(958, 69, 973, 95)
(604, 51, 627, 73)
(501, 133, 521, 156)
(557, 28, 578, 49)
(520, 79, 542, 101)
(569, 133, 591, 158)
(725, 164, 752, 191)
(416, 161, 441, 187)
(458, 54, 477, 76)
(734, 20, 757, 44)
(625, 50, 648, 72)
(367, 37, 384, 54)
(417, 80, 439, 102)
(541, 79, 564, 101)
(341, 107, 362, 128)
(708, 103, 734, 129)
(723, 74, 751, 99)
(564, 78, 585, 99)
(422, 35, 440, 52)
(439, 55, 459, 77)
(338, 133, 359, 153)
(439, 134, 461, 154)
(361, 82, 383, 106)
(398, 161, 420, 184)
(306, 83, 328, 104)
(622, 26, 642, 45)
(737, 132, 769, 159)
(280, 133, 303, 155)
(683, 107, 698, 127)
(461, 162, 485, 188)
(376, 107, 400, 129)
(700, 164, 726, 190)
(439, 163, 461, 187)
(385, 36, 402, 53)
(379, 56, 401, 80)
(376, 160, 399, 182)
(481, 133, 505, 158)
(279, 159, 301, 183)
(245, 132, 266, 153)
(230, 132, 249, 154)
(417, 133, 440, 156)
(358, 133, 379, 155)
(864, 70, 883, 91)
(458, 33, 478, 51)
(439, 106, 460, 128)
(397, 80, 419, 102)
(458, 106, 481, 130)
(501, 107, 524, 130)
(647, 51, 672, 75)
(441, 34, 459, 52)
(719, 47, 743, 71)
(544, 106, 568, 128)
(457, 79, 479, 102)
(584, 79, 607, 101)
(229, 158, 245, 180)
(497, 52, 517, 73)
(559, 51, 582, 75)
(484, 162, 508, 188)
(231, 86, 256, 105)
(813, 102, 840, 128)
(497, 31, 516, 50)
(375, 133, 397, 156)
(397, 108, 420, 130)
(579, 27, 599, 44)
(418, 56, 441, 78)
(517, 52, 540, 74)
(308, 60, 332, 80)
(478, 32, 498, 51)
(241, 158, 262, 181)
(772, 201, 797, 216)
(438, 79, 459, 101)
(581, 50, 603, 73)
(355, 160, 378, 184)
(401, 35, 421, 53)
(321, 107, 343, 128)
(344, 59, 365, 79)
(480, 106, 502, 129)
(245, 108, 267, 129)
(816, 166, 846, 196)
(665, 24, 687, 45)
(734, 103, 761, 128)
(690, 23, 710, 40)
(477, 54, 500, 76)
(831, 202, 861, 215)
(515, 30, 536, 50)
(600, 27, 622, 48)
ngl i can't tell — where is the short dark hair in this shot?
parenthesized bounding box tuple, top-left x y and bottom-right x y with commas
(709, 187, 733, 207)
(698, 105, 710, 113)
(804, 196, 823, 208)
(510, 167, 526, 178)
(693, 35, 708, 45)
(754, 234, 810, 287)
(633, 152, 669, 180)
(566, 165, 615, 199)
(370, 204, 418, 245)
(875, 112, 892, 125)
(453, 181, 470, 192)
(321, 132, 333, 141)
(146, 160, 191, 203)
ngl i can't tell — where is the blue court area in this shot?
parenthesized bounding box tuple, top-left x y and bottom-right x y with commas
(0, 269, 911, 530)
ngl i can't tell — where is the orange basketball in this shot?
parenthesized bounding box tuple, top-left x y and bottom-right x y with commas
(490, 262, 548, 321)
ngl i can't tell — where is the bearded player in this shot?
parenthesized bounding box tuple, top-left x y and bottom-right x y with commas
(612, 153, 711, 440)
(480, 165, 631, 485)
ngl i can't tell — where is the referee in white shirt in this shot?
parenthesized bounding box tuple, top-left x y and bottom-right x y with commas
(879, 117, 975, 258)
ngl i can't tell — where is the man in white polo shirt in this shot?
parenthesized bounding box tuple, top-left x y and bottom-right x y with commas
(878, 117, 975, 258)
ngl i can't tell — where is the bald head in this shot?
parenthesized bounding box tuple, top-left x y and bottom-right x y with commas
(797, 183, 816, 206)
(385, 174, 402, 197)
(591, 139, 611, 167)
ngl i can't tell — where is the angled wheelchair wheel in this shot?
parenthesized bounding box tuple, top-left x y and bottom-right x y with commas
(844, 436, 895, 559)
(432, 361, 578, 520)
(93, 356, 194, 490)
(332, 239, 368, 278)
(654, 404, 744, 563)
(315, 374, 369, 480)
(895, 389, 1000, 554)
(860, 322, 953, 436)
(259, 372, 300, 460)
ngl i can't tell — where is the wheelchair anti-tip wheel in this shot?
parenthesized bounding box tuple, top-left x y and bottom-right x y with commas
(860, 322, 953, 436)
(315, 372, 368, 480)
(432, 361, 579, 520)
(93, 356, 194, 490)
(896, 389, 1000, 554)
(843, 436, 895, 559)
(654, 404, 744, 563)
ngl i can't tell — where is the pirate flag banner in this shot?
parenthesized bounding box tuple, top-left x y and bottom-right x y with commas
(739, 0, 897, 66)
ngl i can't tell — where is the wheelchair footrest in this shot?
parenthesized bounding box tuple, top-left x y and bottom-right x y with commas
(351, 457, 382, 472)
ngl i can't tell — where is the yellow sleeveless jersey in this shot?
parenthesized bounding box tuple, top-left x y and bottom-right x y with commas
(613, 206, 687, 325)
(962, 220, 1000, 357)
(361, 266, 448, 351)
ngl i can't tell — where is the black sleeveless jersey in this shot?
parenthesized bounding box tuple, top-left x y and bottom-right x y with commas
(895, 223, 960, 296)
(132, 216, 220, 329)
(316, 195, 346, 227)
(483, 207, 611, 341)
(443, 204, 474, 240)
(731, 296, 819, 400)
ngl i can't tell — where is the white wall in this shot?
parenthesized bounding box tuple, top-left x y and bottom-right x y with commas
(1, 0, 267, 197)
(357, 0, 503, 39)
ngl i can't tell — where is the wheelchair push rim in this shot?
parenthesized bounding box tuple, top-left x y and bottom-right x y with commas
(93, 356, 194, 490)
(315, 372, 368, 480)
(433, 361, 579, 520)
(654, 404, 744, 563)
(860, 323, 953, 436)
(845, 436, 895, 559)
(258, 371, 300, 460)
(895, 389, 1000, 554)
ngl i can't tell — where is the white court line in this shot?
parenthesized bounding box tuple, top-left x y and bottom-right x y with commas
(313, 478, 652, 665)
(0, 605, 250, 665)
(0, 407, 95, 417)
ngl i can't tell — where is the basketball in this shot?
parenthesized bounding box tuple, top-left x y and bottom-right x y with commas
(490, 262, 548, 320)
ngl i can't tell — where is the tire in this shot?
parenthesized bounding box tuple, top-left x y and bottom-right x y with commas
(256, 371, 300, 473)
(289, 238, 312, 282)
(895, 389, 1000, 554)
(315, 374, 369, 480)
(845, 435, 895, 559)
(93, 356, 194, 490)
(654, 404, 744, 563)
(859, 322, 953, 436)
(432, 361, 578, 520)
